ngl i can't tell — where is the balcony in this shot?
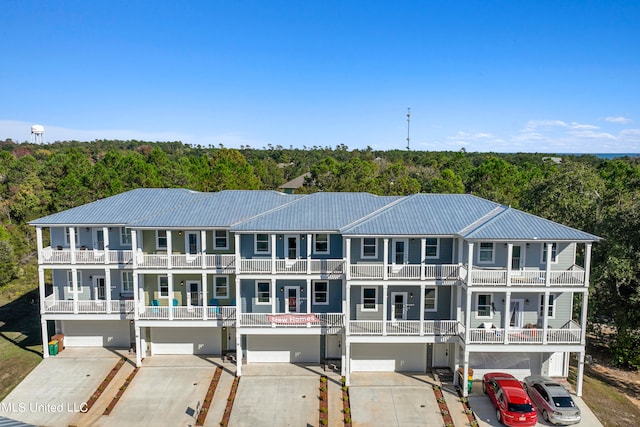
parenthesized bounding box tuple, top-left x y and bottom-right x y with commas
(239, 259, 345, 275)
(469, 265, 586, 287)
(138, 305, 236, 323)
(136, 254, 236, 272)
(348, 319, 461, 336)
(40, 246, 135, 265)
(467, 322, 582, 344)
(349, 263, 461, 281)
(239, 313, 344, 332)
(43, 295, 135, 315)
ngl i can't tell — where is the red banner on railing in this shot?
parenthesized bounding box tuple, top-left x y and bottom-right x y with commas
(267, 314, 320, 324)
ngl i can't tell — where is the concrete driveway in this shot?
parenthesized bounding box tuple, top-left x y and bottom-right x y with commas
(0, 347, 123, 427)
(468, 381, 603, 427)
(348, 372, 452, 427)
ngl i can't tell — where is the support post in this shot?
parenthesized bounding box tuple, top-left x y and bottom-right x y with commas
(382, 283, 388, 336)
(105, 267, 112, 314)
(135, 325, 142, 367)
(202, 272, 208, 320)
(576, 351, 585, 396)
(383, 238, 388, 280)
(236, 331, 242, 376)
(41, 320, 49, 358)
(462, 350, 470, 397)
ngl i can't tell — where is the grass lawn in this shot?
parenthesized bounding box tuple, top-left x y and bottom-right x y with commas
(569, 364, 640, 427)
(0, 263, 43, 401)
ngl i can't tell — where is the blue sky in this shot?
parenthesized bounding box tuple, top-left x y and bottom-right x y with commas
(1, 1, 639, 153)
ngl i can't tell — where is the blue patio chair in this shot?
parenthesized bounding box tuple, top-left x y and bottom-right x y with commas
(151, 299, 160, 314)
(172, 298, 179, 306)
(210, 298, 220, 315)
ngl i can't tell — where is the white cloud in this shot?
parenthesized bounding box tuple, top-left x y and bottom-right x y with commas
(522, 120, 568, 131)
(604, 116, 632, 124)
(570, 122, 599, 130)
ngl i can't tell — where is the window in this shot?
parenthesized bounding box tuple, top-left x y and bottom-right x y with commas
(121, 271, 134, 293)
(214, 276, 229, 298)
(478, 242, 494, 263)
(425, 238, 439, 258)
(120, 227, 132, 246)
(256, 281, 271, 304)
(361, 238, 377, 258)
(362, 287, 377, 311)
(539, 294, 556, 318)
(65, 227, 77, 246)
(66, 271, 83, 293)
(313, 281, 329, 305)
(156, 230, 167, 250)
(424, 287, 437, 312)
(477, 294, 492, 318)
(214, 230, 229, 249)
(255, 234, 270, 254)
(542, 243, 558, 263)
(314, 234, 329, 254)
(158, 276, 169, 298)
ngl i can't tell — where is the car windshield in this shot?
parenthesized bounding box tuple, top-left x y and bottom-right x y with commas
(508, 403, 534, 413)
(552, 397, 576, 408)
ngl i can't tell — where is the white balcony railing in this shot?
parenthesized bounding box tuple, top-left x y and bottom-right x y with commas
(348, 319, 460, 336)
(205, 255, 236, 272)
(240, 259, 272, 273)
(468, 328, 506, 343)
(239, 313, 344, 331)
(43, 295, 135, 314)
(351, 263, 461, 280)
(470, 266, 586, 287)
(350, 264, 384, 279)
(138, 305, 237, 321)
(40, 247, 134, 265)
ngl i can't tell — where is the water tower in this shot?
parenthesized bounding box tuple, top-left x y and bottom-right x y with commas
(31, 124, 45, 144)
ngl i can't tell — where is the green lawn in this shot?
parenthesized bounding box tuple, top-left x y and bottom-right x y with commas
(0, 264, 43, 401)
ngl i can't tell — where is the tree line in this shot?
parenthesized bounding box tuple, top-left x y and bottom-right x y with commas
(1, 138, 639, 367)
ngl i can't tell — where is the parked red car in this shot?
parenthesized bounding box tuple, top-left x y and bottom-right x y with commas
(483, 372, 538, 426)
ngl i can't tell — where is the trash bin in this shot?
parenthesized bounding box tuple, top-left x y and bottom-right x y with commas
(48, 340, 58, 356)
(458, 367, 474, 393)
(52, 334, 64, 352)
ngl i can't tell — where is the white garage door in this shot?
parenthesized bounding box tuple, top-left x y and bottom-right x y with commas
(151, 327, 220, 355)
(61, 320, 129, 348)
(351, 343, 426, 372)
(247, 335, 319, 363)
(469, 352, 537, 380)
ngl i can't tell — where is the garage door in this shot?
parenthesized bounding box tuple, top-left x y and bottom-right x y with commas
(61, 320, 129, 348)
(247, 335, 319, 363)
(351, 343, 426, 372)
(151, 327, 220, 355)
(469, 352, 537, 380)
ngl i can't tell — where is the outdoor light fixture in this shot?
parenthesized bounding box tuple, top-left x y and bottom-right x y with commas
(180, 281, 184, 287)
(409, 292, 414, 299)
(280, 287, 284, 292)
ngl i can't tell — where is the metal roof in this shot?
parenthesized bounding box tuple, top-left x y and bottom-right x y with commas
(462, 207, 600, 241)
(130, 190, 298, 228)
(230, 192, 401, 232)
(341, 194, 503, 236)
(29, 188, 206, 226)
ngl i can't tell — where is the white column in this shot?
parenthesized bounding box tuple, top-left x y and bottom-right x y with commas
(306, 278, 311, 314)
(131, 230, 138, 269)
(38, 268, 46, 314)
(271, 234, 277, 274)
(506, 243, 513, 286)
(105, 268, 112, 314)
(306, 234, 312, 274)
(420, 238, 426, 280)
(464, 288, 472, 344)
(234, 233, 241, 275)
(345, 281, 351, 335)
(504, 292, 511, 345)
(345, 340, 351, 386)
(345, 238, 351, 280)
(545, 242, 552, 286)
(36, 227, 43, 261)
(576, 351, 585, 396)
(271, 278, 276, 314)
(467, 242, 474, 285)
(202, 273, 208, 320)
(168, 273, 174, 320)
(201, 230, 207, 269)
(456, 284, 462, 324)
(462, 350, 470, 397)
(72, 267, 78, 314)
(382, 284, 388, 336)
(133, 273, 140, 320)
(457, 237, 464, 264)
(580, 290, 589, 346)
(69, 227, 77, 264)
(236, 331, 243, 376)
(383, 238, 389, 280)
(235, 276, 241, 325)
(419, 283, 425, 336)
(135, 325, 142, 367)
(41, 319, 49, 358)
(166, 230, 173, 269)
(103, 226, 110, 265)
(542, 291, 550, 344)
(584, 243, 593, 287)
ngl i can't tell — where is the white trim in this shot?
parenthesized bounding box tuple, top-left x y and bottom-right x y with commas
(65, 227, 77, 247)
(424, 286, 437, 312)
(186, 280, 202, 306)
(361, 238, 378, 259)
(539, 294, 556, 319)
(255, 234, 271, 255)
(425, 237, 439, 259)
(476, 293, 493, 319)
(541, 242, 558, 264)
(256, 281, 271, 305)
(67, 270, 83, 293)
(92, 228, 105, 250)
(119, 227, 132, 246)
(284, 235, 300, 260)
(156, 230, 167, 250)
(158, 276, 169, 298)
(214, 276, 229, 298)
(313, 233, 330, 254)
(390, 291, 408, 321)
(214, 230, 229, 250)
(284, 286, 301, 313)
(477, 242, 494, 264)
(509, 298, 524, 328)
(121, 271, 134, 293)
(185, 231, 200, 255)
(94, 276, 106, 300)
(391, 239, 409, 265)
(361, 286, 378, 311)
(312, 280, 329, 305)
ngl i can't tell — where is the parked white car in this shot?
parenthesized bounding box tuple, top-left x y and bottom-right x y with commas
(523, 375, 581, 425)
